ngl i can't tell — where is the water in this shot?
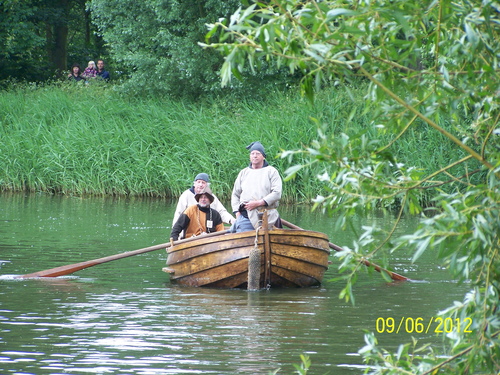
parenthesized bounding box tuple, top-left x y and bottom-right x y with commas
(0, 194, 470, 374)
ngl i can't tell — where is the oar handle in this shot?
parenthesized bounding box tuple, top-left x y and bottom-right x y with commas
(280, 219, 410, 282)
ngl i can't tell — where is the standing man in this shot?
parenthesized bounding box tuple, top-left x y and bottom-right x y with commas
(96, 59, 110, 81)
(231, 141, 282, 232)
(172, 172, 235, 227)
(170, 187, 225, 241)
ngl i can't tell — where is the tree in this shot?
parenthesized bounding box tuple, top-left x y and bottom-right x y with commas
(204, 0, 500, 373)
(0, 0, 107, 83)
(45, 0, 70, 72)
(0, 0, 46, 81)
(88, 0, 301, 99)
(89, 0, 242, 98)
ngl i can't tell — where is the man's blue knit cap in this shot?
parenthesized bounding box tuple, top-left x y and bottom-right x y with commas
(194, 173, 210, 182)
(246, 141, 266, 158)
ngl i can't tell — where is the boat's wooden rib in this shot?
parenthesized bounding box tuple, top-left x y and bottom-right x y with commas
(164, 228, 331, 289)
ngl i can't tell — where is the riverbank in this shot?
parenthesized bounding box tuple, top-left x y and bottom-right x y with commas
(0, 83, 478, 204)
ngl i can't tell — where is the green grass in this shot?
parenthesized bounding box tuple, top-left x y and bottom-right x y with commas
(0, 82, 479, 204)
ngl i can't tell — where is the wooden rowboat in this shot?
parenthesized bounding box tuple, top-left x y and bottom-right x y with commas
(162, 226, 331, 289)
(16, 214, 408, 282)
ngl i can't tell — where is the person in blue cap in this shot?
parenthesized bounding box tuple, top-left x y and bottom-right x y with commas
(230, 141, 282, 232)
(172, 172, 235, 229)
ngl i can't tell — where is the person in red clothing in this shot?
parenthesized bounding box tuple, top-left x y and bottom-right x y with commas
(170, 186, 225, 241)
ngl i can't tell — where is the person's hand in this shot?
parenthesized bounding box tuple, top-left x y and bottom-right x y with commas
(245, 199, 265, 211)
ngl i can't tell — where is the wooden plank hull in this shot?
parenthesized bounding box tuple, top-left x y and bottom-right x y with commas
(164, 229, 330, 289)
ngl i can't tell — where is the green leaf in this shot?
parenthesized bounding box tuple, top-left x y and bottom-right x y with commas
(205, 22, 219, 42)
(412, 236, 431, 263)
(284, 164, 304, 180)
(300, 75, 314, 103)
(380, 269, 393, 282)
(392, 11, 411, 35)
(240, 3, 257, 22)
(464, 22, 478, 46)
(326, 8, 359, 21)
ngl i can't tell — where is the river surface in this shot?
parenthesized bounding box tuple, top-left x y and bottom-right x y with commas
(0, 193, 470, 374)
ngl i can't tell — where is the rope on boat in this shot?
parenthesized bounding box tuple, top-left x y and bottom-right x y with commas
(247, 226, 262, 291)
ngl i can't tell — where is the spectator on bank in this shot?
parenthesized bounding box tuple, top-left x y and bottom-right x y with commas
(96, 59, 110, 81)
(82, 60, 97, 79)
(68, 63, 84, 82)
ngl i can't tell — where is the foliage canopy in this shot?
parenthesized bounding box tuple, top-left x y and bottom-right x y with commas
(88, 0, 298, 98)
(205, 0, 500, 373)
(88, 0, 236, 97)
(0, 0, 105, 82)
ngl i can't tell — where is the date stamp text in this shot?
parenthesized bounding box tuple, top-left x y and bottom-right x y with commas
(375, 317, 473, 334)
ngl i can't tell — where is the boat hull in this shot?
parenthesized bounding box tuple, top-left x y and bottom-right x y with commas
(164, 229, 330, 289)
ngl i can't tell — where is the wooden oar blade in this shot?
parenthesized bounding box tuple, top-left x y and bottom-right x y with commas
(19, 261, 102, 278)
(360, 259, 409, 282)
(16, 243, 170, 278)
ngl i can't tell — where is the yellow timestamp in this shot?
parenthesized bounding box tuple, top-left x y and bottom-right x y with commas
(375, 317, 473, 334)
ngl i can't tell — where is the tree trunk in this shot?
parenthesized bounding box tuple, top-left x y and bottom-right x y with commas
(53, 21, 69, 72)
(84, 7, 91, 46)
(46, 0, 70, 73)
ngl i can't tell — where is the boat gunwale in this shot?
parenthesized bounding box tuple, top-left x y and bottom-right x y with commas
(167, 228, 329, 254)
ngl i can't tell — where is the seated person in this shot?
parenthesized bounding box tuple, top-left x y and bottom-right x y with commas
(172, 172, 235, 227)
(170, 186, 225, 241)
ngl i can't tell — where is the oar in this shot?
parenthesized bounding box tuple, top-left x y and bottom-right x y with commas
(16, 230, 230, 278)
(280, 219, 410, 281)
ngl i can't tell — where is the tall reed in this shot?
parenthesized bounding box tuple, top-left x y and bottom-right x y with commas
(0, 82, 478, 204)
